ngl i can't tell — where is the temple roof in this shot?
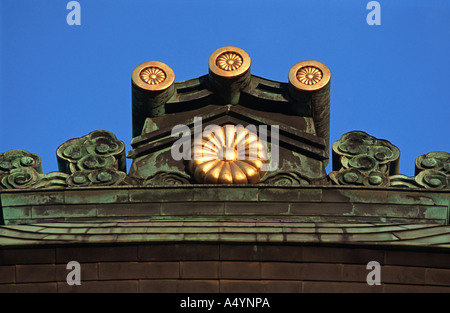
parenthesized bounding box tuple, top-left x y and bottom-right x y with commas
(2, 219, 450, 248)
(0, 46, 449, 250)
(1, 184, 448, 249)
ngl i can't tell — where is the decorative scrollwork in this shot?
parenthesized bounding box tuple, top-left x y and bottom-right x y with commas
(415, 169, 448, 189)
(329, 168, 390, 187)
(0, 166, 68, 189)
(413, 152, 449, 189)
(331, 133, 450, 189)
(66, 171, 91, 187)
(75, 155, 116, 172)
(341, 154, 378, 172)
(333, 131, 400, 165)
(55, 130, 128, 187)
(1, 167, 40, 189)
(329, 131, 399, 186)
(415, 152, 449, 175)
(259, 172, 310, 185)
(388, 175, 420, 188)
(67, 168, 127, 187)
(143, 171, 191, 186)
(0, 149, 68, 189)
(329, 168, 364, 186)
(0, 149, 43, 174)
(363, 170, 390, 187)
(57, 130, 126, 174)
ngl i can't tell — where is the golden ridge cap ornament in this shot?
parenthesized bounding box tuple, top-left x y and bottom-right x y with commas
(296, 66, 323, 85)
(216, 52, 243, 71)
(209, 46, 251, 78)
(289, 60, 330, 91)
(188, 125, 268, 184)
(140, 67, 166, 85)
(132, 61, 175, 91)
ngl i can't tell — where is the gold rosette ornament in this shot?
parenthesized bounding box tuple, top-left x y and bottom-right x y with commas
(216, 52, 243, 71)
(296, 66, 323, 85)
(288, 60, 330, 92)
(208, 46, 251, 78)
(188, 125, 268, 184)
(131, 61, 175, 92)
(139, 67, 166, 85)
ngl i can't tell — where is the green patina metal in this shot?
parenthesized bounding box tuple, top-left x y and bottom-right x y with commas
(0, 60, 448, 190)
(0, 48, 449, 253)
(0, 184, 449, 247)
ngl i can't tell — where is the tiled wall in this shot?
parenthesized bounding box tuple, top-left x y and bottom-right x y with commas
(1, 244, 450, 293)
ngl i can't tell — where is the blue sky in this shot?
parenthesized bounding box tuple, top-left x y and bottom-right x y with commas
(1, 0, 449, 177)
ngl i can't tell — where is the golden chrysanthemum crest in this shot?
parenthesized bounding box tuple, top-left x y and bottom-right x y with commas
(296, 66, 323, 85)
(140, 67, 166, 85)
(216, 52, 243, 71)
(188, 125, 268, 184)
